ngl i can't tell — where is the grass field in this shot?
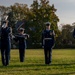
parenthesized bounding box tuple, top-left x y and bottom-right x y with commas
(0, 49, 75, 75)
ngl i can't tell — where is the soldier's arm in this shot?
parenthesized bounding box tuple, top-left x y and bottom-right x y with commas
(25, 34, 29, 39)
(52, 30, 55, 48)
(13, 35, 19, 42)
(73, 29, 75, 38)
(9, 27, 13, 39)
(52, 30, 55, 36)
(23, 33, 29, 39)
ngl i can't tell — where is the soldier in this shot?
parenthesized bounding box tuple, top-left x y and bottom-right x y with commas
(1, 20, 12, 66)
(14, 28, 29, 62)
(73, 28, 75, 38)
(42, 22, 55, 64)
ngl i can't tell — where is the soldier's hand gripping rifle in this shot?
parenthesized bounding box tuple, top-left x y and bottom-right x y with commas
(14, 33, 29, 40)
(1, 14, 9, 28)
(1, 14, 13, 40)
(13, 20, 29, 40)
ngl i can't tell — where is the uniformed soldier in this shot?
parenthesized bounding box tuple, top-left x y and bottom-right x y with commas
(42, 22, 55, 64)
(14, 28, 29, 62)
(73, 28, 75, 38)
(1, 20, 12, 66)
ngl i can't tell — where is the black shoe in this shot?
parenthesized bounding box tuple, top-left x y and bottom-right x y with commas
(3, 64, 8, 66)
(45, 62, 49, 65)
(20, 60, 24, 62)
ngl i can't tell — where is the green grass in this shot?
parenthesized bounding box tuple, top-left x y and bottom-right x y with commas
(0, 49, 75, 75)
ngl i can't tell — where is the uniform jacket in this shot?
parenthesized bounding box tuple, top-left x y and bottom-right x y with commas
(1, 27, 11, 48)
(14, 33, 28, 49)
(42, 30, 55, 48)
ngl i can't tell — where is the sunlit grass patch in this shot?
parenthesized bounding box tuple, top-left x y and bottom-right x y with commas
(0, 49, 75, 75)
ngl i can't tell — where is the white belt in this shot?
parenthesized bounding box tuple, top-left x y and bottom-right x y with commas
(44, 38, 52, 40)
(43, 38, 52, 45)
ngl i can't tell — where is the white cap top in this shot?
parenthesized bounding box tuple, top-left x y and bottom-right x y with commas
(45, 22, 51, 26)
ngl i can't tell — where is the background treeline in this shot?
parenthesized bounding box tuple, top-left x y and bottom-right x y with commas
(0, 0, 75, 49)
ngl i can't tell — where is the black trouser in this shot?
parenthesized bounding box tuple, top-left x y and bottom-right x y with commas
(1, 46, 10, 66)
(19, 48, 25, 62)
(44, 47, 52, 64)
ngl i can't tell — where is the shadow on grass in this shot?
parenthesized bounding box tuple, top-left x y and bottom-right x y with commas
(0, 62, 75, 68)
(49, 72, 75, 75)
(51, 62, 75, 66)
(13, 62, 75, 67)
(0, 63, 75, 75)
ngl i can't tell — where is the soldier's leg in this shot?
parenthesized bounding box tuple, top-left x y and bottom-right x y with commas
(49, 48, 52, 64)
(21, 49, 25, 62)
(1, 48, 6, 66)
(44, 47, 49, 64)
(44, 48, 46, 64)
(5, 47, 10, 66)
(19, 49, 25, 62)
(47, 49, 50, 64)
(19, 49, 22, 62)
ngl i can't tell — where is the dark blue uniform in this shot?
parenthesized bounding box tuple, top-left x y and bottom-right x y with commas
(1, 27, 11, 66)
(73, 28, 75, 38)
(14, 33, 28, 62)
(42, 30, 55, 64)
(0, 27, 1, 49)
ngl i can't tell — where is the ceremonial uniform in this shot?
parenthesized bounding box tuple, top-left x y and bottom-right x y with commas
(1, 26, 11, 66)
(42, 22, 55, 64)
(14, 28, 29, 62)
(73, 28, 75, 38)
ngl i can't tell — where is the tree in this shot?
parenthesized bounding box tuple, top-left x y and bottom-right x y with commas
(62, 24, 73, 43)
(0, 6, 11, 25)
(59, 24, 75, 48)
(7, 3, 30, 33)
(26, 0, 59, 48)
(1, 1, 60, 48)
(0, 6, 10, 17)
